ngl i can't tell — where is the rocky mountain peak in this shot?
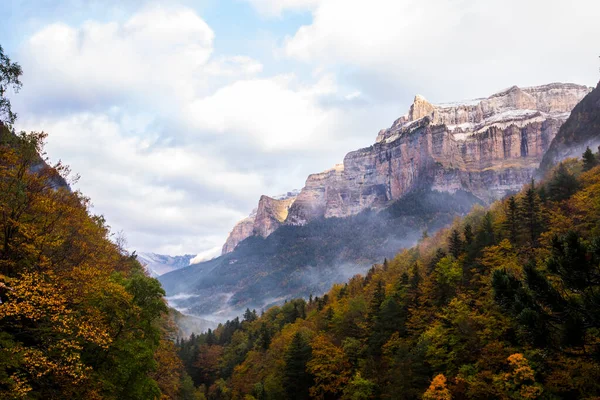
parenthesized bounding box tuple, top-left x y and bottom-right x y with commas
(221, 82, 592, 254)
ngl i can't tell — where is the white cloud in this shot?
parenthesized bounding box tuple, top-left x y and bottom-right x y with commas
(284, 0, 600, 101)
(17, 111, 260, 254)
(186, 74, 343, 151)
(242, 0, 321, 16)
(190, 247, 222, 264)
(19, 4, 216, 112)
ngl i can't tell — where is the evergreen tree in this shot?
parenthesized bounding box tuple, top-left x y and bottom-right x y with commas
(547, 163, 579, 201)
(367, 280, 386, 326)
(463, 223, 474, 246)
(505, 196, 519, 245)
(519, 180, 542, 246)
(258, 322, 271, 350)
(283, 332, 313, 400)
(243, 308, 257, 322)
(448, 229, 463, 258)
(582, 146, 597, 171)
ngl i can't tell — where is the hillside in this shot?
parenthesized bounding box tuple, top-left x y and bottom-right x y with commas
(160, 83, 591, 321)
(0, 125, 195, 398)
(159, 190, 481, 318)
(177, 153, 600, 399)
(540, 81, 600, 170)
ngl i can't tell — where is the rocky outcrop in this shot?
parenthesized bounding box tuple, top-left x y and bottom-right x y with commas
(540, 81, 600, 171)
(222, 192, 298, 254)
(221, 83, 591, 245)
(254, 195, 296, 238)
(287, 83, 591, 224)
(222, 215, 256, 254)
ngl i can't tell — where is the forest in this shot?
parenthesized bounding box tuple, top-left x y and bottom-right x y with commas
(176, 152, 600, 399)
(0, 125, 204, 399)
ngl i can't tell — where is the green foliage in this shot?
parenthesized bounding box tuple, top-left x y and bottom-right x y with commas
(0, 45, 22, 126)
(0, 121, 182, 397)
(179, 155, 600, 399)
(582, 146, 597, 171)
(283, 332, 313, 400)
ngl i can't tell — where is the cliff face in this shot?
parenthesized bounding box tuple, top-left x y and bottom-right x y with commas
(221, 192, 298, 255)
(222, 215, 256, 255)
(540, 81, 600, 171)
(221, 83, 591, 247)
(286, 83, 590, 224)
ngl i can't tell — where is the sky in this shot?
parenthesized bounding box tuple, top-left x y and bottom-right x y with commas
(1, 0, 599, 260)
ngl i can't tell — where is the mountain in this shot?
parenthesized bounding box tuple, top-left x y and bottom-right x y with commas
(136, 252, 195, 277)
(178, 151, 600, 400)
(222, 190, 300, 254)
(540, 80, 600, 170)
(160, 83, 591, 321)
(223, 83, 591, 253)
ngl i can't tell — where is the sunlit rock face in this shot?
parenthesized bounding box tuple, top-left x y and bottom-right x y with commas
(221, 83, 591, 246)
(221, 215, 256, 255)
(286, 83, 591, 224)
(222, 192, 298, 254)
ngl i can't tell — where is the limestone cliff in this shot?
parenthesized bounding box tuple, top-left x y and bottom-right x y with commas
(540, 81, 600, 171)
(222, 191, 298, 254)
(287, 83, 590, 225)
(222, 82, 591, 246)
(221, 215, 256, 254)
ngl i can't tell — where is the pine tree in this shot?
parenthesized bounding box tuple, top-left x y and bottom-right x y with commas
(463, 223, 474, 246)
(368, 280, 385, 326)
(283, 332, 313, 400)
(258, 322, 271, 350)
(547, 163, 579, 201)
(582, 146, 597, 171)
(448, 229, 463, 258)
(505, 196, 519, 245)
(520, 180, 542, 246)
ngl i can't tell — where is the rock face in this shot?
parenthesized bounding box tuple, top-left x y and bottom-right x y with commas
(221, 82, 591, 245)
(221, 215, 256, 255)
(222, 192, 298, 254)
(540, 81, 600, 171)
(286, 83, 591, 225)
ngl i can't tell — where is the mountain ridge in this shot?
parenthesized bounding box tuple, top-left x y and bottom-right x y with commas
(221, 83, 591, 254)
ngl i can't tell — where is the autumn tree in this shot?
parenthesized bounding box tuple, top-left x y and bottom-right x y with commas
(423, 374, 451, 400)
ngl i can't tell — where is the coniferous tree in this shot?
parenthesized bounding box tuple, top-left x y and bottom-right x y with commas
(519, 180, 542, 246)
(547, 163, 579, 201)
(283, 332, 313, 400)
(582, 146, 597, 171)
(505, 196, 519, 245)
(368, 280, 386, 326)
(448, 229, 463, 258)
(463, 223, 474, 246)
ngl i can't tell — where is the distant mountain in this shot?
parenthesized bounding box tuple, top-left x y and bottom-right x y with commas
(137, 252, 195, 277)
(161, 83, 591, 322)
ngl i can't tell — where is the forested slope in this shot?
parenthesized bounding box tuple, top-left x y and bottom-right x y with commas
(177, 153, 600, 399)
(0, 126, 195, 399)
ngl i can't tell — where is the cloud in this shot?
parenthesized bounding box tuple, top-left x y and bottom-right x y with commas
(284, 0, 600, 101)
(13, 4, 391, 257)
(190, 247, 222, 265)
(18, 4, 215, 113)
(242, 0, 321, 16)
(185, 74, 349, 151)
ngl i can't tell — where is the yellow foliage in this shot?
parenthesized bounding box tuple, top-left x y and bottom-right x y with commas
(423, 374, 452, 400)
